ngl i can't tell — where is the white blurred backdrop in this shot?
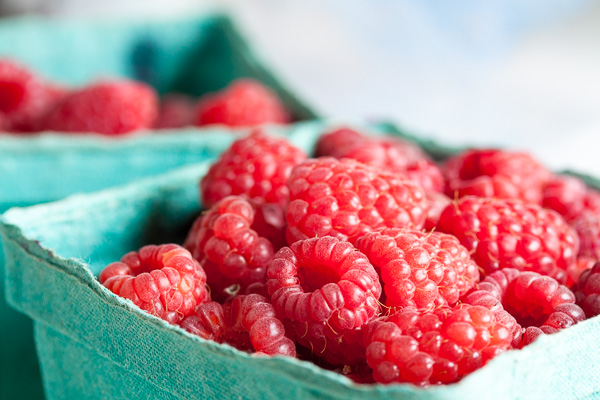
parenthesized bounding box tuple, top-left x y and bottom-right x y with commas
(2, 0, 600, 174)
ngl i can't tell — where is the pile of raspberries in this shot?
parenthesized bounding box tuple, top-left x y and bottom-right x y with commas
(0, 59, 290, 134)
(98, 126, 600, 386)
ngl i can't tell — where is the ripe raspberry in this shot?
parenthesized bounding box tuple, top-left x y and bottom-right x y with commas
(99, 244, 209, 324)
(200, 131, 306, 209)
(194, 79, 290, 127)
(316, 128, 444, 192)
(437, 196, 579, 283)
(225, 294, 296, 356)
(155, 94, 195, 129)
(574, 262, 600, 318)
(315, 127, 364, 158)
(443, 149, 551, 204)
(424, 192, 451, 231)
(250, 200, 287, 251)
(184, 196, 274, 302)
(179, 301, 225, 342)
(542, 174, 600, 222)
(0, 59, 64, 132)
(573, 216, 600, 260)
(355, 228, 479, 310)
(267, 236, 381, 360)
(462, 269, 585, 347)
(42, 80, 158, 135)
(365, 304, 513, 385)
(566, 257, 595, 288)
(286, 157, 428, 245)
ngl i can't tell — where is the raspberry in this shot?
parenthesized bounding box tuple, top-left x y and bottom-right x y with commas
(355, 228, 479, 310)
(200, 131, 306, 209)
(566, 257, 595, 288)
(286, 157, 428, 245)
(184, 196, 274, 301)
(225, 294, 296, 356)
(250, 200, 287, 251)
(42, 80, 158, 135)
(155, 94, 195, 129)
(574, 262, 600, 318)
(194, 79, 290, 127)
(179, 301, 225, 342)
(267, 236, 381, 360)
(424, 192, 451, 231)
(443, 149, 551, 204)
(462, 269, 585, 347)
(573, 216, 600, 260)
(542, 175, 600, 222)
(316, 128, 444, 192)
(99, 244, 209, 324)
(365, 304, 513, 385)
(437, 196, 579, 283)
(0, 59, 64, 132)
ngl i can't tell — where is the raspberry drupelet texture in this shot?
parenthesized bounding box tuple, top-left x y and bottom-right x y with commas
(0, 59, 64, 132)
(194, 79, 290, 127)
(42, 80, 158, 135)
(437, 196, 579, 283)
(542, 174, 600, 222)
(443, 149, 551, 204)
(424, 192, 452, 231)
(200, 131, 307, 209)
(573, 216, 600, 261)
(574, 262, 600, 318)
(462, 268, 585, 347)
(286, 157, 428, 245)
(355, 228, 479, 310)
(365, 304, 513, 385)
(99, 244, 209, 324)
(225, 294, 296, 356)
(316, 128, 444, 192)
(184, 196, 274, 302)
(179, 301, 226, 342)
(267, 236, 381, 360)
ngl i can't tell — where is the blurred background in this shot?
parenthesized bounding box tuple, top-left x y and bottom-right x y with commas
(2, 0, 599, 174)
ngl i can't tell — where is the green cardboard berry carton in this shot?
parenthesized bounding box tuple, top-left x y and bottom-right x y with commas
(0, 14, 318, 399)
(2, 142, 600, 399)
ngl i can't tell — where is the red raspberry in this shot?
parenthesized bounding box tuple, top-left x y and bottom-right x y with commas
(365, 304, 513, 385)
(155, 94, 196, 129)
(0, 59, 64, 132)
(201, 131, 306, 209)
(184, 196, 274, 302)
(316, 128, 444, 192)
(179, 301, 226, 342)
(99, 244, 209, 324)
(315, 127, 364, 158)
(574, 262, 600, 318)
(542, 175, 600, 222)
(225, 294, 296, 356)
(443, 149, 551, 204)
(286, 157, 428, 245)
(424, 192, 451, 231)
(194, 79, 290, 127)
(573, 216, 600, 260)
(42, 80, 158, 135)
(355, 228, 479, 310)
(250, 200, 287, 251)
(267, 236, 381, 360)
(566, 257, 595, 288)
(462, 269, 585, 347)
(437, 196, 579, 283)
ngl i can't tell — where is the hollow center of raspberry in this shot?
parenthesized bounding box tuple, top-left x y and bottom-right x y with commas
(297, 264, 341, 291)
(0, 81, 26, 112)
